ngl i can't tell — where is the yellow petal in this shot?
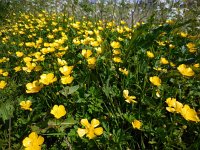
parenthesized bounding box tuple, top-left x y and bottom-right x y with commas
(94, 127, 103, 136)
(91, 119, 100, 128)
(81, 119, 90, 128)
(77, 128, 87, 137)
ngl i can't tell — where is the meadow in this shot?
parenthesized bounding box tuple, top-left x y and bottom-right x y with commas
(0, 1, 200, 150)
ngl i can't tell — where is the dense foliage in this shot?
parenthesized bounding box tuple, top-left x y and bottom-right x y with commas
(0, 11, 200, 149)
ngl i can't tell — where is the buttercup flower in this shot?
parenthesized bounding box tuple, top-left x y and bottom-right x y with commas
(50, 105, 67, 119)
(59, 65, 73, 76)
(26, 80, 43, 93)
(60, 75, 74, 84)
(87, 57, 96, 68)
(16, 51, 24, 57)
(20, 100, 32, 111)
(146, 51, 154, 58)
(77, 118, 103, 139)
(180, 105, 200, 122)
(177, 64, 195, 77)
(186, 42, 197, 53)
(113, 57, 122, 63)
(119, 68, 128, 76)
(165, 98, 183, 113)
(111, 41, 121, 49)
(22, 132, 44, 150)
(132, 120, 142, 130)
(0, 80, 7, 89)
(82, 49, 92, 58)
(149, 76, 161, 86)
(39, 73, 57, 85)
(160, 57, 169, 65)
(123, 90, 137, 103)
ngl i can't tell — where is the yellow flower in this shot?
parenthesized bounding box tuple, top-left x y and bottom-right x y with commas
(81, 49, 93, 58)
(87, 57, 96, 68)
(59, 65, 73, 76)
(39, 73, 57, 85)
(186, 42, 197, 53)
(14, 66, 21, 72)
(180, 32, 188, 38)
(57, 58, 67, 66)
(77, 118, 103, 139)
(180, 105, 200, 122)
(61, 75, 74, 84)
(20, 100, 32, 111)
(160, 57, 169, 65)
(22, 132, 44, 150)
(149, 76, 161, 86)
(2, 71, 8, 76)
(132, 120, 142, 130)
(26, 80, 43, 93)
(177, 64, 195, 77)
(123, 90, 137, 104)
(119, 68, 128, 76)
(146, 51, 154, 58)
(16, 51, 24, 57)
(50, 105, 67, 119)
(113, 57, 122, 63)
(111, 41, 121, 49)
(156, 41, 166, 46)
(0, 80, 7, 89)
(193, 63, 199, 68)
(165, 98, 183, 113)
(113, 49, 121, 55)
(169, 44, 175, 49)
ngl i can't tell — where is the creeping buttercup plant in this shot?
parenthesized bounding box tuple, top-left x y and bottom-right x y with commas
(0, 11, 200, 149)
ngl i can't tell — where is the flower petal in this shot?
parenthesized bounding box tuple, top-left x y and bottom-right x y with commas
(80, 119, 90, 127)
(91, 119, 100, 128)
(77, 128, 87, 137)
(94, 127, 103, 136)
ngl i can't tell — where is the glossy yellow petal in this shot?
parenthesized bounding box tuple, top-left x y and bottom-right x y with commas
(77, 128, 87, 137)
(81, 119, 90, 128)
(91, 119, 100, 128)
(94, 127, 103, 136)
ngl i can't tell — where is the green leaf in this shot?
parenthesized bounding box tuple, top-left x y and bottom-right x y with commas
(59, 85, 79, 97)
(0, 101, 14, 122)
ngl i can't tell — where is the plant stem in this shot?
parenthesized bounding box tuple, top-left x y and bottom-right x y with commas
(8, 118, 11, 150)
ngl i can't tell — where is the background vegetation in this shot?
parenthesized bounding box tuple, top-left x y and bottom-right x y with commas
(0, 0, 200, 149)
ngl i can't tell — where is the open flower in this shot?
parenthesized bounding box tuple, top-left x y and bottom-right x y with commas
(50, 105, 67, 119)
(123, 90, 137, 104)
(111, 41, 120, 49)
(119, 68, 128, 76)
(60, 75, 74, 84)
(0, 80, 7, 89)
(165, 98, 183, 113)
(20, 100, 32, 111)
(160, 57, 169, 65)
(180, 105, 200, 122)
(59, 65, 73, 76)
(82, 49, 92, 58)
(149, 76, 161, 86)
(146, 51, 154, 58)
(186, 42, 197, 53)
(23, 132, 44, 150)
(132, 120, 142, 130)
(26, 80, 43, 93)
(77, 118, 103, 139)
(177, 64, 195, 77)
(39, 73, 57, 85)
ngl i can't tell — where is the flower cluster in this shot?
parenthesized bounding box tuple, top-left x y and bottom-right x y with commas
(166, 98, 200, 122)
